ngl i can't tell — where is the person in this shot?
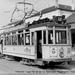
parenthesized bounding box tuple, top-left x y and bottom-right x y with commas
(1, 40, 3, 57)
(38, 39, 42, 53)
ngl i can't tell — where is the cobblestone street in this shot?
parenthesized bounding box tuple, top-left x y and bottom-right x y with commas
(0, 58, 75, 75)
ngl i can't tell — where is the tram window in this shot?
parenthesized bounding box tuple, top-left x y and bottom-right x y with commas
(8, 36, 11, 45)
(48, 30, 53, 44)
(21, 34, 24, 45)
(4, 37, 7, 45)
(43, 30, 46, 44)
(12, 32, 16, 34)
(6, 36, 11, 45)
(0, 40, 1, 44)
(25, 33, 30, 45)
(31, 32, 34, 45)
(6, 36, 8, 45)
(18, 30, 23, 33)
(12, 35, 17, 45)
(18, 34, 24, 45)
(68, 30, 71, 44)
(55, 31, 67, 44)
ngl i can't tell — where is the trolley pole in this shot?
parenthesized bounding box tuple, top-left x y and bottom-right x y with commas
(24, 0, 25, 13)
(23, 0, 26, 27)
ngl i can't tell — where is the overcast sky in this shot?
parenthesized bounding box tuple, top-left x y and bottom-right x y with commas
(0, 0, 74, 29)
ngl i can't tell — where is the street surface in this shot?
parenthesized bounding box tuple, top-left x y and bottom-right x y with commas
(0, 58, 75, 75)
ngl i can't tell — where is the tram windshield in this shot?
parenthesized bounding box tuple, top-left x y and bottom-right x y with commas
(55, 30, 67, 44)
(48, 30, 53, 44)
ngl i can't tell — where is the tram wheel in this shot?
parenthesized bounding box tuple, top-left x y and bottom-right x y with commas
(49, 62, 64, 66)
(62, 61, 69, 65)
(43, 61, 49, 67)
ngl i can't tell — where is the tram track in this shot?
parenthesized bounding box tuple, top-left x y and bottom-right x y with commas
(0, 57, 75, 74)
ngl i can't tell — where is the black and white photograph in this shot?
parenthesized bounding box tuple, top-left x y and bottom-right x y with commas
(0, 0, 75, 75)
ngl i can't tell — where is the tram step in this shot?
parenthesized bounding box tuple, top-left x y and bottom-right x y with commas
(20, 61, 27, 65)
(69, 60, 75, 65)
(36, 60, 43, 65)
(5, 56, 15, 61)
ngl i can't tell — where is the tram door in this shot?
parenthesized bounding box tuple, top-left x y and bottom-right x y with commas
(36, 30, 42, 59)
(0, 40, 3, 56)
(71, 29, 75, 47)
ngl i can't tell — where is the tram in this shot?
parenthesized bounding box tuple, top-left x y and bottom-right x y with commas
(2, 15, 72, 65)
(0, 34, 3, 55)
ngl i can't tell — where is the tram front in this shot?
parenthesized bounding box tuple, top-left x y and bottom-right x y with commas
(42, 16, 72, 64)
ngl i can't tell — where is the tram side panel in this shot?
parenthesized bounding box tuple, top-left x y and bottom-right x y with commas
(3, 45, 36, 59)
(42, 45, 71, 61)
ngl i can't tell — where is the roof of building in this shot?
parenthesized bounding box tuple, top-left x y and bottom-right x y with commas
(31, 4, 73, 17)
(66, 12, 75, 24)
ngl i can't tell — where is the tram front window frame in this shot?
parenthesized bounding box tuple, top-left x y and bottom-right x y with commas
(43, 29, 54, 45)
(48, 30, 53, 44)
(55, 30, 67, 44)
(42, 27, 70, 45)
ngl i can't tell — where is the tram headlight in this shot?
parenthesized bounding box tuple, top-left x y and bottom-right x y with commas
(59, 52, 64, 58)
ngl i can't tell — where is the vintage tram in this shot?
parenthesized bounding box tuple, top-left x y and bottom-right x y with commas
(2, 15, 72, 66)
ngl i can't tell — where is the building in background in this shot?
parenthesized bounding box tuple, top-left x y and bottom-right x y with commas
(26, 4, 74, 23)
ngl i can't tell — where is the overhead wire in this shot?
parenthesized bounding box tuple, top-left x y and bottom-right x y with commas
(0, 0, 39, 31)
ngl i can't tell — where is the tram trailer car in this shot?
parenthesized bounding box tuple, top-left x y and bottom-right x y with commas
(2, 16, 72, 66)
(0, 35, 3, 55)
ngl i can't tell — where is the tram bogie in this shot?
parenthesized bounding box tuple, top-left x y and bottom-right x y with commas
(1, 15, 72, 66)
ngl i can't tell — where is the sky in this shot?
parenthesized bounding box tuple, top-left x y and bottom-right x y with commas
(0, 0, 74, 29)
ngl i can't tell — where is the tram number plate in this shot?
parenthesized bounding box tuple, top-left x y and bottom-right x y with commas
(24, 47, 30, 53)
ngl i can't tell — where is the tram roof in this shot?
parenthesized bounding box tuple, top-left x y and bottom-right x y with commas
(25, 22, 71, 29)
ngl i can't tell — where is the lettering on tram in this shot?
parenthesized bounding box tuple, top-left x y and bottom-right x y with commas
(1, 15, 72, 66)
(24, 47, 30, 53)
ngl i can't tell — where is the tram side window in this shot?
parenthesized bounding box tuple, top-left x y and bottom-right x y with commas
(6, 36, 11, 45)
(31, 32, 34, 45)
(12, 35, 17, 45)
(18, 34, 24, 45)
(68, 30, 71, 44)
(43, 30, 46, 44)
(4, 37, 7, 45)
(55, 31, 67, 44)
(48, 30, 53, 44)
(25, 33, 30, 45)
(6, 36, 9, 45)
(8, 36, 11, 45)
